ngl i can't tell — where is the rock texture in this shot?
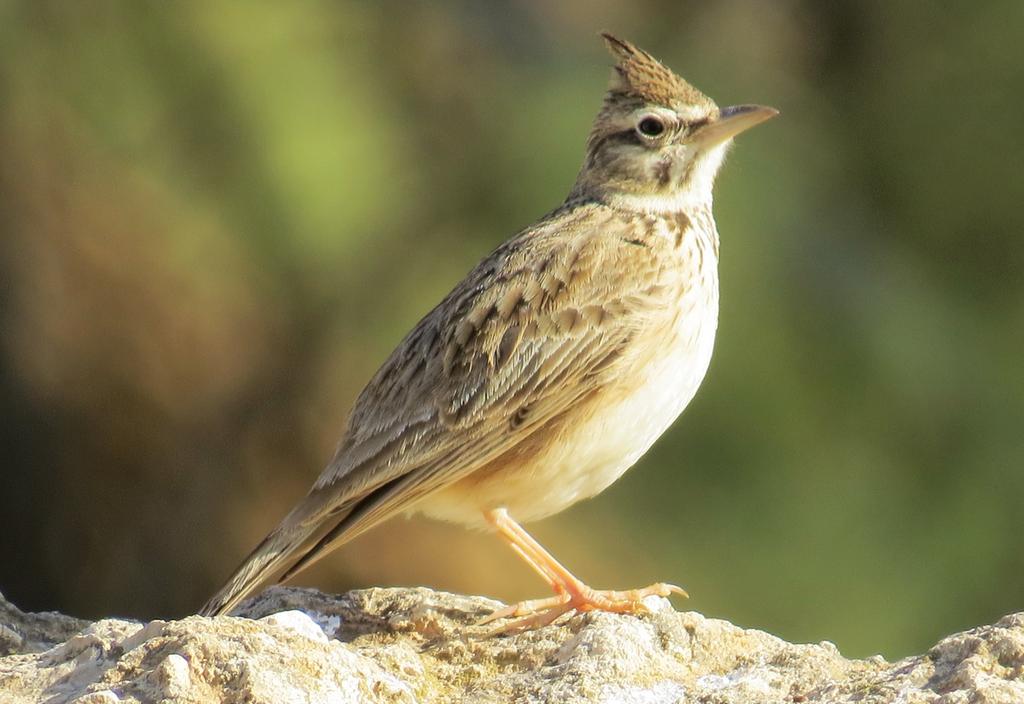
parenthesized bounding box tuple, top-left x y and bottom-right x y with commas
(1, 587, 1022, 703)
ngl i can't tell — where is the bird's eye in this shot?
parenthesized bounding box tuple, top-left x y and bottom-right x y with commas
(637, 116, 666, 138)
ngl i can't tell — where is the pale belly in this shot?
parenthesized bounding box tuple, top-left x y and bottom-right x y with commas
(419, 283, 719, 527)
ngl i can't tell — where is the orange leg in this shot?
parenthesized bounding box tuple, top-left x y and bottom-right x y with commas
(480, 508, 687, 633)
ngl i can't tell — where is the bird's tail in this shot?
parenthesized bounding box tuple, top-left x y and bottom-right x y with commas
(199, 498, 347, 617)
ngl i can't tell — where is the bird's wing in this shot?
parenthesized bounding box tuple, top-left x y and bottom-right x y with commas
(200, 204, 679, 616)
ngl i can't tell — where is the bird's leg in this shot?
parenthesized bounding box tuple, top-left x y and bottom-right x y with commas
(478, 508, 687, 633)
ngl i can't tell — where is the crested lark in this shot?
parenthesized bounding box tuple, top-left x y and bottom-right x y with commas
(201, 34, 777, 630)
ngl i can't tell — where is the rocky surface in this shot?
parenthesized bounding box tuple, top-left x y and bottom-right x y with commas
(0, 587, 1022, 703)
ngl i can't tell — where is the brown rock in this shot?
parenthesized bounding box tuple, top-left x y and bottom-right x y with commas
(1, 587, 1022, 703)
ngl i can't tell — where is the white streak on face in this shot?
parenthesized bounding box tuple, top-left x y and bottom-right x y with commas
(686, 141, 732, 198)
(673, 104, 710, 123)
(609, 140, 732, 214)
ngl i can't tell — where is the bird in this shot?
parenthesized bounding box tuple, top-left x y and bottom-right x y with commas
(200, 33, 777, 631)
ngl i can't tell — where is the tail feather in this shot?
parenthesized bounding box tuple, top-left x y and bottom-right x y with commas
(200, 468, 419, 616)
(199, 531, 291, 616)
(275, 474, 407, 585)
(199, 501, 353, 617)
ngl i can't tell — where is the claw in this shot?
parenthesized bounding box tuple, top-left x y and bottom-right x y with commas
(479, 581, 687, 634)
(475, 593, 571, 627)
(486, 600, 574, 636)
(473, 593, 565, 626)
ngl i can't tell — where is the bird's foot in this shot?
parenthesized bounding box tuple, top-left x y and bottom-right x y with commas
(478, 581, 687, 634)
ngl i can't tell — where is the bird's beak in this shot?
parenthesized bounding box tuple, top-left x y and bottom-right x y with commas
(693, 104, 779, 148)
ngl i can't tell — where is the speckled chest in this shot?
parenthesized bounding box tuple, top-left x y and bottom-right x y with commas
(524, 213, 720, 514)
(421, 213, 720, 525)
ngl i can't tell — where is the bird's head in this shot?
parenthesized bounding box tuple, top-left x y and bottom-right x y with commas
(572, 34, 777, 212)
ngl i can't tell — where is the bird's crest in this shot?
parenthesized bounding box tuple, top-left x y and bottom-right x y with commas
(601, 33, 713, 110)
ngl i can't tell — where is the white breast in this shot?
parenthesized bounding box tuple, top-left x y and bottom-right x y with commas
(505, 243, 719, 522)
(422, 222, 720, 526)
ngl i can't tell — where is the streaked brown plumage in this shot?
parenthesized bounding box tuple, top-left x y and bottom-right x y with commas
(200, 33, 777, 629)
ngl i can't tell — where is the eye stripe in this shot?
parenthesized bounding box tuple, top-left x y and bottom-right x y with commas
(610, 129, 644, 146)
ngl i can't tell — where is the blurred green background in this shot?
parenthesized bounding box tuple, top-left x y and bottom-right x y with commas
(1, 1, 1022, 660)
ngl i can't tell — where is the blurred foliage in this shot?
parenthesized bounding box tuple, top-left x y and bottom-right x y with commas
(1, 0, 1022, 659)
